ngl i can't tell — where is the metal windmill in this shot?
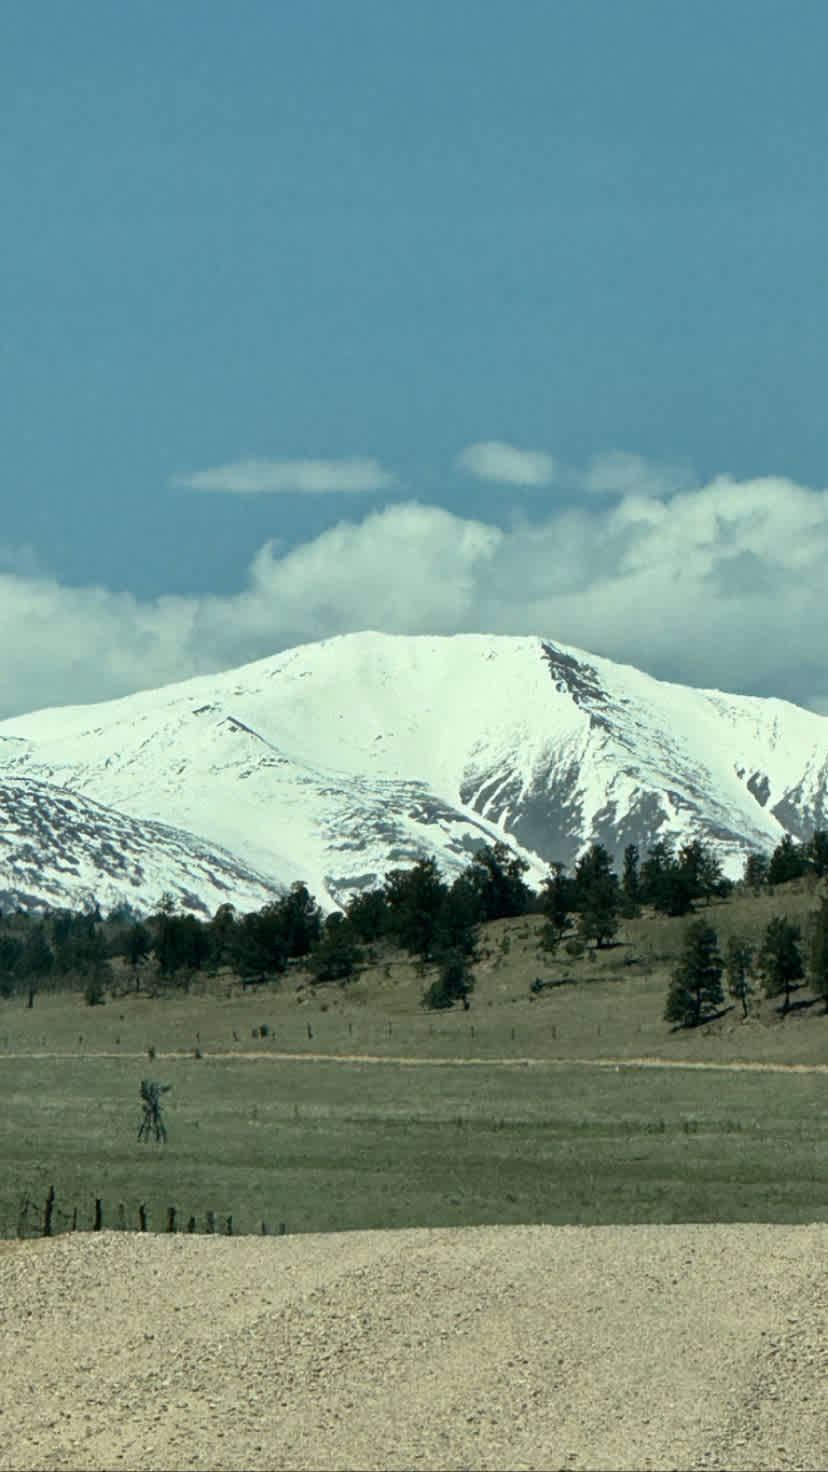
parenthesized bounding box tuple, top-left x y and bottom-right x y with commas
(137, 1079, 170, 1143)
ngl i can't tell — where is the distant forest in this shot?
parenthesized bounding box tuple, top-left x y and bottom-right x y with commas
(1, 829, 827, 1016)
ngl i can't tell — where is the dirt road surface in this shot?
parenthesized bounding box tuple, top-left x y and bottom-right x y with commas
(0, 1222, 825, 1471)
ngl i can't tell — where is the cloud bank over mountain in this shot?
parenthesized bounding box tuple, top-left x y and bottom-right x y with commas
(1, 469, 827, 719)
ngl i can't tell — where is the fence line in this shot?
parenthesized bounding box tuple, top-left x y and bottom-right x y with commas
(13, 1187, 286, 1240)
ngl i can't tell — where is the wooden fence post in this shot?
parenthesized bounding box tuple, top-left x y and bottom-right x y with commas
(42, 1185, 55, 1237)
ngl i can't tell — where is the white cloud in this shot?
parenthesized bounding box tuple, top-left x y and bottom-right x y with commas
(1, 474, 828, 719)
(579, 450, 694, 498)
(456, 441, 562, 486)
(457, 441, 694, 499)
(171, 456, 396, 494)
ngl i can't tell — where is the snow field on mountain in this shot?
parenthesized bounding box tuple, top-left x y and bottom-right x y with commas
(0, 630, 826, 914)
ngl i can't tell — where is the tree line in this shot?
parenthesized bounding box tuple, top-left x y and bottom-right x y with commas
(0, 828, 826, 1013)
(665, 906, 828, 1026)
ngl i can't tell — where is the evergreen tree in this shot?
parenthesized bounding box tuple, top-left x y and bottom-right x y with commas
(123, 920, 151, 970)
(767, 834, 808, 886)
(276, 882, 323, 958)
(207, 904, 237, 967)
(84, 957, 111, 1006)
(640, 838, 674, 903)
(678, 841, 726, 906)
(465, 841, 530, 921)
(642, 838, 696, 916)
(724, 935, 755, 1018)
(572, 845, 619, 938)
(53, 910, 106, 980)
(664, 919, 724, 1027)
(677, 839, 707, 904)
(576, 875, 619, 949)
(422, 948, 474, 1010)
(539, 864, 571, 949)
(345, 887, 389, 942)
(434, 875, 483, 961)
(805, 828, 828, 878)
(743, 851, 770, 894)
(384, 858, 447, 960)
(155, 912, 210, 979)
(230, 905, 288, 978)
(307, 912, 364, 983)
(573, 843, 615, 906)
(757, 915, 804, 1013)
(620, 843, 642, 916)
(0, 932, 21, 996)
(15, 923, 54, 982)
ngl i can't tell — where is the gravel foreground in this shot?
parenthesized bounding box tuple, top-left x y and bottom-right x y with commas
(0, 1223, 825, 1472)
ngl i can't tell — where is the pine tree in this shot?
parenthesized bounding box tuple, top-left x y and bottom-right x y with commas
(15, 924, 54, 982)
(277, 882, 323, 957)
(465, 842, 530, 921)
(724, 935, 755, 1018)
(572, 845, 619, 948)
(576, 876, 619, 949)
(422, 948, 474, 1010)
(664, 919, 724, 1028)
(743, 852, 770, 894)
(621, 843, 642, 916)
(698, 849, 727, 904)
(434, 875, 483, 960)
(307, 913, 364, 983)
(767, 835, 808, 887)
(540, 864, 571, 949)
(641, 838, 695, 916)
(384, 858, 447, 960)
(757, 916, 804, 1013)
(345, 888, 389, 942)
(573, 843, 615, 905)
(805, 828, 828, 878)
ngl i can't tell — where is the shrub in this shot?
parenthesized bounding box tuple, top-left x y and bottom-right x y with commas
(84, 973, 106, 1006)
(422, 949, 474, 1010)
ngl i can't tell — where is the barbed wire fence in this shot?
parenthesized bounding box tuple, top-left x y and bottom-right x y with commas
(11, 1187, 286, 1240)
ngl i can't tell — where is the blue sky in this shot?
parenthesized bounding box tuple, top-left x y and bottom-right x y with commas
(3, 0, 828, 717)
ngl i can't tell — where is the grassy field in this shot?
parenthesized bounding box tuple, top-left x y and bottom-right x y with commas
(1, 885, 826, 1238)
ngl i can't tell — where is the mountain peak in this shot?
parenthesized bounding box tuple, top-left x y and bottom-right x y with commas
(0, 631, 826, 915)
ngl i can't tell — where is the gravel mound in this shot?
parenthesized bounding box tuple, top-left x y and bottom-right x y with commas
(0, 1223, 825, 1471)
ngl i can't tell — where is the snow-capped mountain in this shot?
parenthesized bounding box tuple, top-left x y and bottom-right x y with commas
(0, 777, 284, 917)
(0, 631, 826, 916)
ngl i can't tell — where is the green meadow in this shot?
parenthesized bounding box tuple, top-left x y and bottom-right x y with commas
(1, 897, 826, 1238)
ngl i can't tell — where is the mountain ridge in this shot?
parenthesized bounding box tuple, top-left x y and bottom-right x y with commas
(0, 630, 826, 915)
